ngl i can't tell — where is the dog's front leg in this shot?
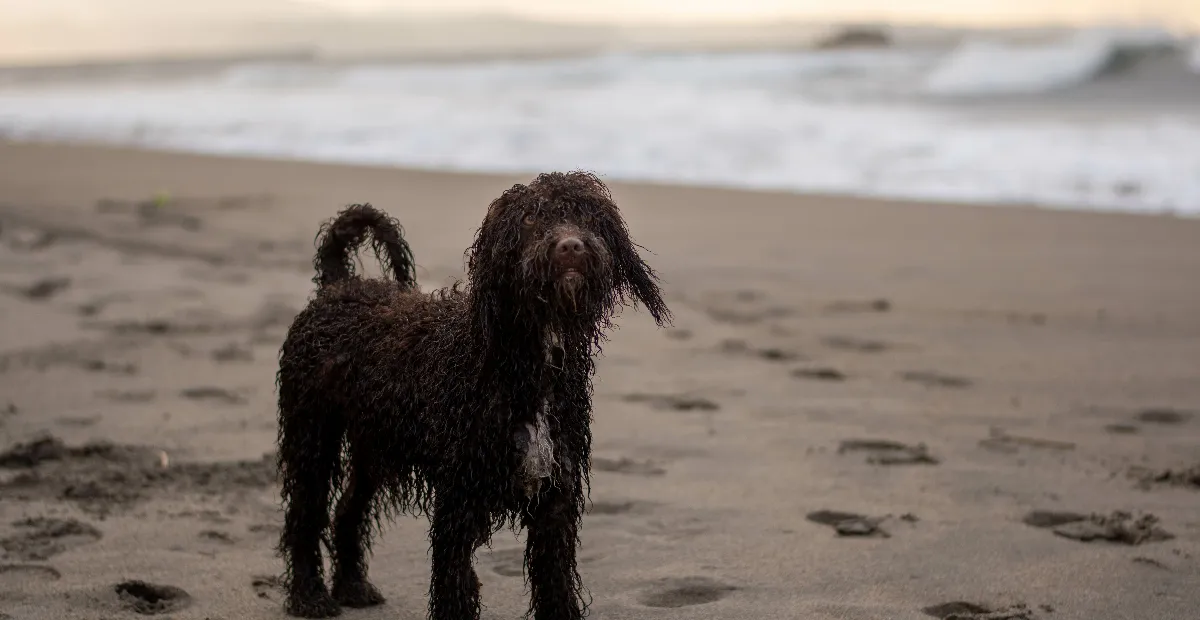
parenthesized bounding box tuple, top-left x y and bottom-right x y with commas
(523, 459, 585, 620)
(428, 491, 490, 620)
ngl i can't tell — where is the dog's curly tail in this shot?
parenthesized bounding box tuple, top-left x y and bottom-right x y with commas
(313, 203, 417, 288)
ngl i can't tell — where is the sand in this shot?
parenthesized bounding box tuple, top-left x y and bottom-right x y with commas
(0, 139, 1198, 620)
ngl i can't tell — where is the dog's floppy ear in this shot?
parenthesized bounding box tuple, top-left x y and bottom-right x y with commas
(468, 183, 527, 279)
(611, 237, 670, 327)
(570, 173, 670, 327)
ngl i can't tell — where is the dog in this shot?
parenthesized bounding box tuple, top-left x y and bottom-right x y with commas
(275, 171, 669, 620)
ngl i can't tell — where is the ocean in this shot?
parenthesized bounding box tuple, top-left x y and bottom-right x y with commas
(1, 26, 1198, 216)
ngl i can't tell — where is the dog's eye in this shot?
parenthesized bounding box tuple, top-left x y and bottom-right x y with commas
(522, 213, 537, 227)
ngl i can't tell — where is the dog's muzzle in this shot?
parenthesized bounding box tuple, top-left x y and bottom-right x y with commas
(552, 235, 587, 291)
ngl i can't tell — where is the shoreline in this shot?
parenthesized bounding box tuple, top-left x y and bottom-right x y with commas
(2, 137, 1191, 220)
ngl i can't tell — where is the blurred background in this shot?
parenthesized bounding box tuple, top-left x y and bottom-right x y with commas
(1, 0, 1198, 215)
(2, 8, 1200, 619)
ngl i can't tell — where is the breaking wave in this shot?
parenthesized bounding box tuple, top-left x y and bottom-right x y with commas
(924, 27, 1181, 97)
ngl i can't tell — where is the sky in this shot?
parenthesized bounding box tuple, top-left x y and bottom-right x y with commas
(297, 0, 1199, 27)
(1, 0, 1197, 27)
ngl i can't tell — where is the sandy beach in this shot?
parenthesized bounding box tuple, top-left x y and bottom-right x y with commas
(1, 139, 1198, 620)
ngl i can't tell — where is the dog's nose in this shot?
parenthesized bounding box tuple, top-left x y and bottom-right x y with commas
(555, 237, 586, 258)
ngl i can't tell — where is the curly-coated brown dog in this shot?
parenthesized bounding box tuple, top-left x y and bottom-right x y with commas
(275, 171, 670, 619)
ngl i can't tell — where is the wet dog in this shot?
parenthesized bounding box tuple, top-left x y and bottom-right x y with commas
(275, 172, 669, 619)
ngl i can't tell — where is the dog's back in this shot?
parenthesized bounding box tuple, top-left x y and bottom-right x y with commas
(277, 203, 460, 484)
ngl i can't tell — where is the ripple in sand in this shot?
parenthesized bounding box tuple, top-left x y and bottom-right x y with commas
(0, 434, 277, 515)
(0, 563, 62, 583)
(0, 517, 101, 561)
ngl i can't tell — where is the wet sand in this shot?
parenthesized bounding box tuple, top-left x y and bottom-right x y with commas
(1, 140, 1198, 620)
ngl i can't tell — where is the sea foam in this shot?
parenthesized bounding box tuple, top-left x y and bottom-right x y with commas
(1, 38, 1197, 215)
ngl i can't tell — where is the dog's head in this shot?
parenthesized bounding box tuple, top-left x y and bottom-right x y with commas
(467, 172, 669, 329)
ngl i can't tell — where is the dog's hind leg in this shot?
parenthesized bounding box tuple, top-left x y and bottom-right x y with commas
(277, 398, 346, 619)
(330, 456, 386, 608)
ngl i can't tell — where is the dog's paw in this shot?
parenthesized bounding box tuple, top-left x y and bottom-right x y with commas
(332, 578, 386, 608)
(286, 580, 342, 618)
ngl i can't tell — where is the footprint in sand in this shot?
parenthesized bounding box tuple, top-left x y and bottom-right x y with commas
(0, 563, 63, 588)
(251, 574, 285, 600)
(805, 510, 896, 538)
(899, 370, 973, 389)
(822, 335, 892, 353)
(1135, 408, 1193, 425)
(198, 530, 238, 544)
(588, 500, 652, 516)
(719, 339, 804, 363)
(978, 429, 1075, 454)
(792, 367, 847, 382)
(248, 523, 282, 537)
(838, 439, 939, 466)
(212, 342, 254, 363)
(622, 393, 719, 413)
(95, 195, 206, 231)
(485, 548, 527, 578)
(114, 580, 192, 615)
(1022, 510, 1173, 545)
(1131, 463, 1200, 489)
(704, 305, 792, 326)
(95, 389, 156, 403)
(484, 548, 598, 578)
(1021, 510, 1089, 528)
(1132, 556, 1170, 570)
(591, 456, 667, 477)
(3, 276, 71, 301)
(55, 415, 100, 428)
(180, 386, 247, 405)
(754, 347, 803, 362)
(664, 328, 693, 341)
(0, 517, 102, 561)
(824, 299, 891, 314)
(80, 358, 139, 375)
(638, 576, 738, 608)
(618, 510, 713, 543)
(923, 601, 1034, 620)
(2, 225, 56, 251)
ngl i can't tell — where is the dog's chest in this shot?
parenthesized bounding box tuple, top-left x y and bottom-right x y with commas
(513, 333, 563, 498)
(516, 404, 554, 497)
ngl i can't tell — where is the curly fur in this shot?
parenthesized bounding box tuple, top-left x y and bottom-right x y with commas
(275, 172, 670, 620)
